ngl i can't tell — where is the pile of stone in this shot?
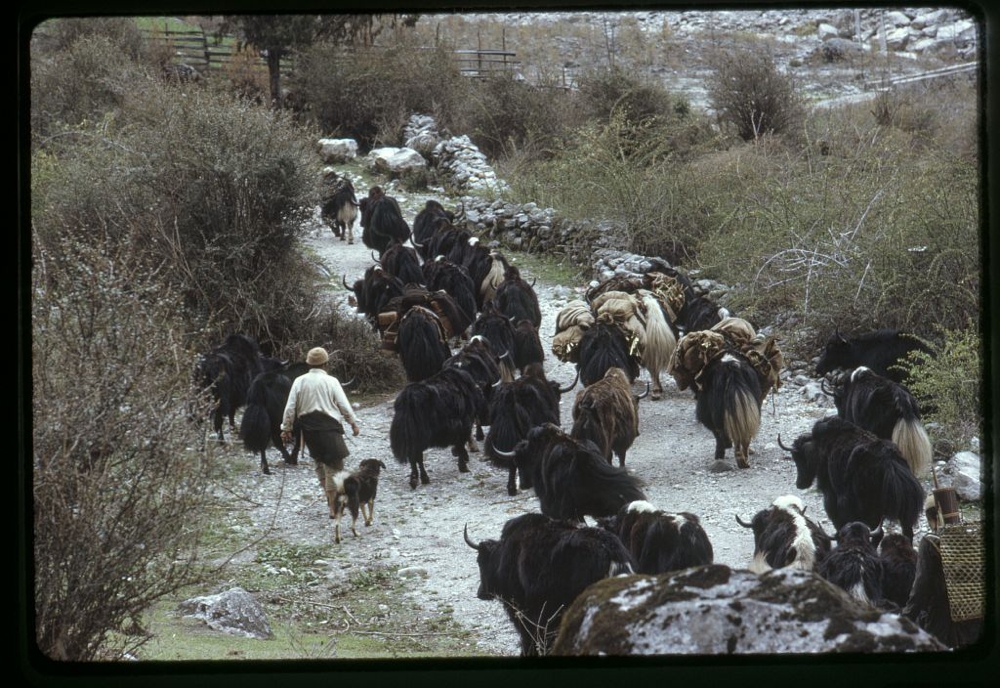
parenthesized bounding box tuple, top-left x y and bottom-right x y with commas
(317, 138, 358, 164)
(459, 196, 623, 263)
(403, 113, 443, 158)
(431, 135, 508, 193)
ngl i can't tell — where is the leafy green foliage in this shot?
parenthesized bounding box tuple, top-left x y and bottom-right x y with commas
(899, 325, 982, 450)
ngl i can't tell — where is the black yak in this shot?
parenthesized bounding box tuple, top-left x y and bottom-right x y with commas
(780, 416, 925, 540)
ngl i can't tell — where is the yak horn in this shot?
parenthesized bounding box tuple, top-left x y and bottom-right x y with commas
(491, 445, 517, 458)
(558, 370, 580, 394)
(635, 381, 651, 400)
(342, 274, 351, 290)
(530, 277, 537, 288)
(820, 378, 833, 396)
(492, 377, 504, 388)
(371, 250, 380, 263)
(735, 514, 754, 528)
(463, 524, 480, 551)
(777, 434, 793, 452)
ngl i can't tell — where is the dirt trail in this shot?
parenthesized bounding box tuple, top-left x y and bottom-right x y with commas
(231, 182, 887, 657)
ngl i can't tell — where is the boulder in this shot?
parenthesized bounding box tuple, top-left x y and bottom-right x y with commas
(939, 451, 982, 502)
(816, 23, 840, 40)
(318, 138, 358, 164)
(552, 565, 947, 655)
(369, 147, 427, 176)
(178, 587, 273, 639)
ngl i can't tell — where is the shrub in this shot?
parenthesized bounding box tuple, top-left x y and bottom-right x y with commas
(32, 235, 217, 661)
(292, 40, 468, 150)
(30, 31, 151, 142)
(574, 65, 675, 127)
(32, 79, 320, 345)
(454, 72, 575, 161)
(706, 40, 805, 142)
(899, 324, 982, 451)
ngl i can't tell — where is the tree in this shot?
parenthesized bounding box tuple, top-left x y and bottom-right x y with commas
(224, 14, 419, 108)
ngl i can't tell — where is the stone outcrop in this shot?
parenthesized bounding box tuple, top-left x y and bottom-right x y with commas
(552, 565, 947, 655)
(177, 587, 273, 640)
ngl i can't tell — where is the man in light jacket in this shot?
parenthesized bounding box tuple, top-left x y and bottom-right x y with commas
(281, 347, 361, 521)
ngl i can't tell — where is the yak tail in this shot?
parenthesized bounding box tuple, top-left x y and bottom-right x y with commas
(390, 387, 431, 463)
(892, 417, 932, 479)
(641, 295, 676, 376)
(481, 257, 506, 303)
(239, 402, 272, 453)
(723, 384, 761, 451)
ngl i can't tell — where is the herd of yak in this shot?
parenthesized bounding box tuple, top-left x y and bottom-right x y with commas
(190, 174, 977, 655)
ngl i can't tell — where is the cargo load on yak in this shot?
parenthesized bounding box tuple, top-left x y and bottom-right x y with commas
(668, 317, 783, 398)
(552, 300, 595, 363)
(377, 287, 467, 353)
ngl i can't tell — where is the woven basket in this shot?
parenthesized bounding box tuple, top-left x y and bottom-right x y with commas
(938, 522, 985, 622)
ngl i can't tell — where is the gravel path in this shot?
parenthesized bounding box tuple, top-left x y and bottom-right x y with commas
(221, 178, 898, 657)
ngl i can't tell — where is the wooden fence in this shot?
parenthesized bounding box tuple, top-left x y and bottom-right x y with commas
(138, 24, 519, 80)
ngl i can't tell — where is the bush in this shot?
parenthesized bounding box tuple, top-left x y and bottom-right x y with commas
(292, 40, 468, 150)
(900, 324, 982, 451)
(706, 40, 805, 142)
(574, 65, 675, 127)
(451, 72, 575, 161)
(32, 79, 320, 345)
(32, 236, 217, 661)
(30, 32, 151, 142)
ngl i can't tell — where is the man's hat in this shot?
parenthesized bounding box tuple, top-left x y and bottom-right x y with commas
(306, 347, 329, 366)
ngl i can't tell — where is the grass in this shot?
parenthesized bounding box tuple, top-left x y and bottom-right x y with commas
(504, 250, 586, 288)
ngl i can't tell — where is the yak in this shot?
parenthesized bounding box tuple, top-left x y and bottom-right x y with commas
(422, 257, 478, 327)
(570, 367, 648, 467)
(319, 171, 358, 244)
(506, 423, 647, 522)
(512, 319, 545, 373)
(359, 186, 411, 256)
(412, 199, 458, 261)
(378, 241, 425, 288)
(484, 363, 576, 495)
(396, 305, 452, 383)
(343, 265, 405, 331)
(576, 321, 641, 388)
(695, 352, 764, 469)
(193, 334, 281, 445)
(735, 494, 832, 574)
(818, 521, 886, 608)
(390, 364, 485, 489)
(828, 366, 932, 478)
(494, 263, 542, 329)
(780, 415, 925, 540)
(471, 301, 517, 381)
(464, 514, 635, 656)
(597, 500, 714, 575)
(816, 329, 932, 383)
(878, 532, 918, 611)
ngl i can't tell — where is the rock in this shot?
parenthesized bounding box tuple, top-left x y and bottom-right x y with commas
(943, 451, 982, 501)
(552, 566, 947, 655)
(317, 138, 358, 164)
(398, 566, 429, 579)
(708, 460, 736, 473)
(817, 23, 840, 40)
(177, 587, 273, 639)
(369, 147, 427, 176)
